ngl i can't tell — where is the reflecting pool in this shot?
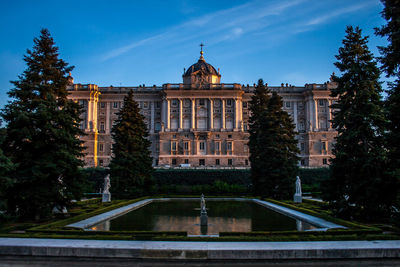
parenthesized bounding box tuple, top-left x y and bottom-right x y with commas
(89, 200, 318, 235)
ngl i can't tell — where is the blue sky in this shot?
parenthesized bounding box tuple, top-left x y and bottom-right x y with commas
(0, 0, 388, 109)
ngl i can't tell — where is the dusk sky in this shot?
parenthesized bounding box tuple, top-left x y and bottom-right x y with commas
(0, 0, 388, 109)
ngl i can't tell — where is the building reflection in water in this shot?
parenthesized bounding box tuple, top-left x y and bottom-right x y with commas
(92, 215, 316, 235)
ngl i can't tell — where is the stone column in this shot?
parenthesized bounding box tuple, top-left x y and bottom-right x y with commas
(167, 99, 171, 130)
(87, 96, 92, 130)
(150, 101, 155, 133)
(293, 101, 298, 131)
(179, 99, 183, 131)
(314, 99, 318, 131)
(105, 102, 110, 134)
(161, 98, 167, 130)
(308, 98, 313, 131)
(191, 98, 196, 129)
(239, 99, 243, 131)
(222, 99, 226, 130)
(209, 98, 214, 130)
(327, 99, 332, 129)
(234, 98, 239, 131)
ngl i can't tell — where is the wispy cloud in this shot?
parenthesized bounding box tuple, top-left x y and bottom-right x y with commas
(99, 0, 377, 62)
(100, 0, 304, 61)
(305, 1, 377, 26)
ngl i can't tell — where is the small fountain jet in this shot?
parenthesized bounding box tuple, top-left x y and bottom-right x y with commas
(200, 194, 208, 234)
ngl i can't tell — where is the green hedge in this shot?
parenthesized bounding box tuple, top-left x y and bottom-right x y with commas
(153, 169, 251, 185)
(264, 198, 376, 230)
(29, 197, 149, 231)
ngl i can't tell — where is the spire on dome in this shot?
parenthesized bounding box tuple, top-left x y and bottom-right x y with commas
(199, 43, 205, 61)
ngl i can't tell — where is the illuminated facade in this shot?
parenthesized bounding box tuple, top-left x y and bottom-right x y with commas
(67, 49, 337, 168)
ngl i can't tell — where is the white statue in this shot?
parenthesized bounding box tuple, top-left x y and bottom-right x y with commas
(103, 174, 111, 194)
(294, 176, 302, 203)
(102, 174, 111, 202)
(295, 176, 302, 195)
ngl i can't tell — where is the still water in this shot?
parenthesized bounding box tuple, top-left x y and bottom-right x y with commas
(89, 200, 318, 235)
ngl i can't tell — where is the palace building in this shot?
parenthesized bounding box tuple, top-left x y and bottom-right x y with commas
(67, 48, 338, 168)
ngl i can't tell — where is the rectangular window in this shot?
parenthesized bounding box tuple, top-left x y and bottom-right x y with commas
(99, 160, 104, 166)
(113, 102, 119, 108)
(245, 159, 249, 166)
(156, 101, 161, 108)
(216, 159, 220, 165)
(285, 101, 291, 108)
(226, 99, 232, 106)
(199, 159, 205, 166)
(227, 142, 232, 151)
(184, 159, 189, 164)
(199, 142, 205, 151)
(323, 158, 328, 165)
(99, 143, 104, 152)
(319, 99, 325, 106)
(100, 122, 105, 132)
(143, 102, 148, 109)
(172, 99, 178, 107)
(301, 159, 305, 166)
(228, 159, 233, 165)
(155, 122, 161, 132)
(100, 102, 105, 108)
(242, 102, 248, 108)
(171, 141, 177, 151)
(300, 142, 305, 152)
(199, 99, 205, 106)
(215, 142, 220, 151)
(172, 158, 177, 165)
(184, 142, 189, 150)
(321, 141, 328, 151)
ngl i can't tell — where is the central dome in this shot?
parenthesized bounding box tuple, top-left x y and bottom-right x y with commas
(183, 57, 219, 77)
(182, 46, 221, 85)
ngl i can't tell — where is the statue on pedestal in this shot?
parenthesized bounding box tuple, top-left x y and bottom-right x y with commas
(293, 176, 302, 203)
(102, 174, 111, 202)
(200, 194, 208, 228)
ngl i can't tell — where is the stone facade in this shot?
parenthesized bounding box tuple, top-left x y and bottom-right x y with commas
(67, 51, 337, 168)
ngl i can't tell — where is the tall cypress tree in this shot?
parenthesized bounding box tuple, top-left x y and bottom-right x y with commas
(249, 79, 270, 196)
(1, 29, 85, 219)
(249, 79, 299, 199)
(324, 26, 396, 219)
(375, 0, 400, 219)
(0, 127, 14, 212)
(109, 90, 153, 199)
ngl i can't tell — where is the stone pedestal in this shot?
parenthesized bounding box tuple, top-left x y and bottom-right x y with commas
(102, 193, 111, 202)
(293, 194, 302, 203)
(200, 213, 208, 226)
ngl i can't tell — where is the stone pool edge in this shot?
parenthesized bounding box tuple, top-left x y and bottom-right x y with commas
(66, 198, 345, 231)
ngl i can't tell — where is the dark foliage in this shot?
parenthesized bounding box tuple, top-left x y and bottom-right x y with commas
(249, 79, 299, 199)
(109, 90, 153, 198)
(323, 26, 397, 220)
(375, 0, 400, 224)
(1, 29, 85, 219)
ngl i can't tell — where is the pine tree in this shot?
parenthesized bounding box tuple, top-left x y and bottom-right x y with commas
(249, 80, 299, 199)
(1, 29, 85, 219)
(248, 79, 270, 195)
(109, 90, 153, 199)
(323, 26, 396, 220)
(0, 128, 14, 212)
(375, 0, 400, 219)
